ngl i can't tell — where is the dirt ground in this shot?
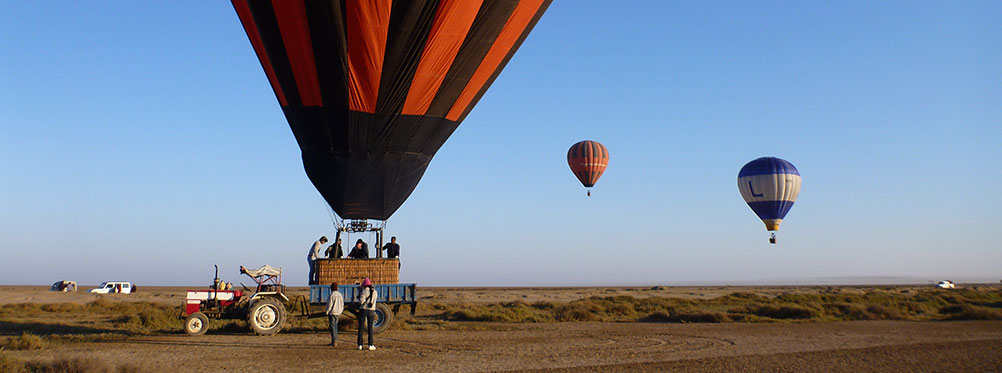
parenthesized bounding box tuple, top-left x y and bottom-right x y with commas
(3, 285, 1001, 372)
(0, 284, 939, 305)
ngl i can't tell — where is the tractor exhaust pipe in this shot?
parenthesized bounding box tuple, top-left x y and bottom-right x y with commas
(212, 265, 220, 304)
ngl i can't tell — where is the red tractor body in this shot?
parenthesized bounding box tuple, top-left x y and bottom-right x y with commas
(184, 290, 244, 315)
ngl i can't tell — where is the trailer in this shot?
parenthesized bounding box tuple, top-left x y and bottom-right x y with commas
(302, 283, 417, 334)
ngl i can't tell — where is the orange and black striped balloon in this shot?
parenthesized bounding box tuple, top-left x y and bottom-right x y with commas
(232, 0, 550, 220)
(567, 140, 609, 190)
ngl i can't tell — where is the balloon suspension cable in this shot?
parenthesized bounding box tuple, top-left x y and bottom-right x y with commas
(321, 198, 343, 230)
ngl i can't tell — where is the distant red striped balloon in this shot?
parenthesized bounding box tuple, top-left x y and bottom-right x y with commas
(567, 140, 609, 195)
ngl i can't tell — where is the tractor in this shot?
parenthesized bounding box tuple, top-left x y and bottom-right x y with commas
(181, 265, 289, 336)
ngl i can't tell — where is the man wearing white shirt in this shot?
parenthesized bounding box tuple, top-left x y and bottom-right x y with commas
(307, 236, 327, 284)
(326, 282, 344, 347)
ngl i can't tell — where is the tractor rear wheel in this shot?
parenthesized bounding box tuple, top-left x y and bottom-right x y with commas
(247, 298, 286, 335)
(184, 312, 209, 336)
(372, 303, 394, 334)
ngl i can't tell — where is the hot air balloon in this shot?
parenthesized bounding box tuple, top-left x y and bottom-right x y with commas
(232, 0, 551, 220)
(737, 157, 800, 244)
(567, 140, 608, 196)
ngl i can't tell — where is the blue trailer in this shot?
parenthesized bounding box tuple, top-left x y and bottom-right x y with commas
(306, 283, 417, 334)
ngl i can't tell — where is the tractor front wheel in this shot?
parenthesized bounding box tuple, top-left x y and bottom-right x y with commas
(184, 312, 209, 336)
(247, 298, 286, 335)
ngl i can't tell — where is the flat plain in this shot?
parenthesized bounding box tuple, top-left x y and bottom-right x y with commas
(2, 285, 1001, 372)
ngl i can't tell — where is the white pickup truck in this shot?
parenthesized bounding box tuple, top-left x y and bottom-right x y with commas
(90, 281, 136, 294)
(936, 280, 956, 289)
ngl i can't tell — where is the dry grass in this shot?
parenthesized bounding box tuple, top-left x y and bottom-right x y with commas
(0, 353, 141, 373)
(1, 287, 999, 344)
(423, 288, 1002, 324)
(0, 299, 181, 335)
(0, 352, 27, 373)
(0, 333, 45, 351)
(939, 304, 1002, 320)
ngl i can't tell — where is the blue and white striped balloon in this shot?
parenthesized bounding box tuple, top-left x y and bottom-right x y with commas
(737, 157, 801, 231)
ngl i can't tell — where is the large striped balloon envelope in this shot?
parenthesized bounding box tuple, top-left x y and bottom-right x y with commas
(232, 0, 551, 220)
(737, 157, 801, 232)
(567, 140, 609, 196)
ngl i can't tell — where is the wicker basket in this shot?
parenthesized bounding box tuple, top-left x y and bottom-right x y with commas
(315, 258, 399, 285)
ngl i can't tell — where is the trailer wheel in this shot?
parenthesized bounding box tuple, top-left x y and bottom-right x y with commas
(184, 312, 209, 336)
(372, 303, 393, 334)
(248, 298, 286, 335)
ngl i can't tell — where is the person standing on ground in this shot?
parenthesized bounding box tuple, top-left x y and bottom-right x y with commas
(325, 238, 343, 259)
(357, 278, 377, 350)
(385, 236, 400, 259)
(347, 239, 369, 259)
(307, 236, 327, 284)
(326, 282, 344, 347)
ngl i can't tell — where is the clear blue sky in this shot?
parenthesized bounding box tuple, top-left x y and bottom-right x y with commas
(2, 1, 999, 286)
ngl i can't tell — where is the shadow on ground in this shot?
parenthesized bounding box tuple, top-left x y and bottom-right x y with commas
(0, 321, 127, 336)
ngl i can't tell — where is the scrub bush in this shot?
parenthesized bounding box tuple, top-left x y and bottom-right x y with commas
(0, 333, 45, 351)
